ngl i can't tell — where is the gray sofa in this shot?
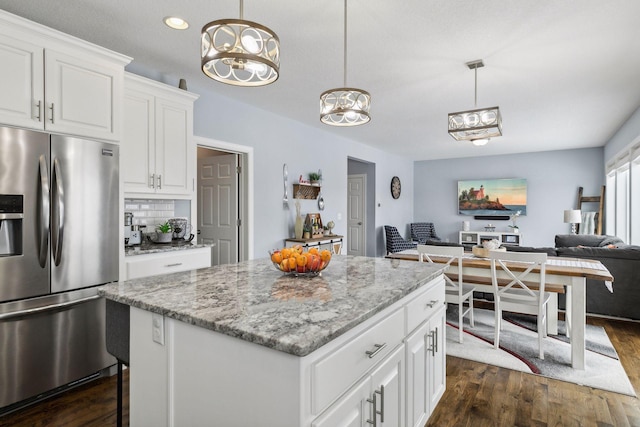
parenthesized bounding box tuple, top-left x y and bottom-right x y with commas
(507, 234, 640, 320)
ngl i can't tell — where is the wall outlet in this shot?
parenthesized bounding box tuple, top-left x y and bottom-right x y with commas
(152, 313, 165, 345)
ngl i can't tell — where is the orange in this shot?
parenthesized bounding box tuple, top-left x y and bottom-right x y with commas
(308, 247, 319, 255)
(271, 251, 283, 264)
(297, 255, 307, 267)
(320, 250, 332, 263)
(281, 248, 292, 259)
(280, 260, 289, 272)
(288, 257, 297, 270)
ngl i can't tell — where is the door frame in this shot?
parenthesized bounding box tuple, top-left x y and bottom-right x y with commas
(194, 136, 253, 261)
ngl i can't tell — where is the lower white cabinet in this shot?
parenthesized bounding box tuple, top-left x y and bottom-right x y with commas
(406, 305, 446, 427)
(312, 345, 404, 427)
(125, 247, 211, 280)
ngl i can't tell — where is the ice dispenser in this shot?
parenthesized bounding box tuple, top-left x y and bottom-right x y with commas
(0, 195, 23, 256)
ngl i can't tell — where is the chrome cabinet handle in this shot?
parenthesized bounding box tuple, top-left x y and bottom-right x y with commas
(35, 100, 42, 122)
(428, 327, 439, 356)
(150, 173, 155, 189)
(426, 299, 439, 308)
(365, 343, 386, 359)
(366, 391, 377, 426)
(377, 385, 384, 422)
(165, 263, 183, 267)
(435, 326, 439, 354)
(38, 155, 50, 268)
(49, 103, 54, 123)
(157, 174, 162, 189)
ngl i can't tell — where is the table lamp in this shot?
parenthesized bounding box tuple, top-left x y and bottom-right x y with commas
(564, 209, 582, 234)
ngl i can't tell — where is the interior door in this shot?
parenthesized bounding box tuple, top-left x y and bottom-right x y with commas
(347, 174, 366, 256)
(198, 153, 238, 265)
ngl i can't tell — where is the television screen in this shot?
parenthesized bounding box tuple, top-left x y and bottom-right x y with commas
(458, 178, 527, 216)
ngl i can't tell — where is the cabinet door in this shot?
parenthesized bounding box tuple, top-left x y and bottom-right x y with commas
(370, 345, 404, 427)
(44, 49, 122, 141)
(122, 88, 155, 193)
(0, 34, 43, 129)
(312, 376, 371, 427)
(428, 308, 446, 410)
(405, 321, 430, 427)
(155, 96, 192, 195)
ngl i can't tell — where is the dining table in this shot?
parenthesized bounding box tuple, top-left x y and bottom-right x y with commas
(386, 249, 614, 369)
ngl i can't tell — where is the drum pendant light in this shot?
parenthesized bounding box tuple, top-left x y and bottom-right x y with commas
(320, 0, 371, 126)
(201, 0, 280, 86)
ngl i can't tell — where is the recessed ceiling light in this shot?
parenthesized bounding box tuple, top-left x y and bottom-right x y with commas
(164, 16, 189, 30)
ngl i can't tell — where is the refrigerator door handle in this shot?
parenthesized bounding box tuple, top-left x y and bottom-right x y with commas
(38, 155, 50, 268)
(52, 158, 65, 266)
(0, 295, 101, 320)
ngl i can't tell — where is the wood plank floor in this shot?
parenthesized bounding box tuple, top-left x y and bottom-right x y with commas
(0, 317, 638, 427)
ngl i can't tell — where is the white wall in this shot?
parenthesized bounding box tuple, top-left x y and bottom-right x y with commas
(413, 148, 604, 247)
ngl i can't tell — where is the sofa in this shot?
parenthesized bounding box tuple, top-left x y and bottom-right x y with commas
(506, 234, 640, 320)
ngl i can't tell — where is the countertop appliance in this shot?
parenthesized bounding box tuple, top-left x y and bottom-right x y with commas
(0, 126, 118, 413)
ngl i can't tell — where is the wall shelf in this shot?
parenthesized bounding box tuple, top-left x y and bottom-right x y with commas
(293, 183, 320, 200)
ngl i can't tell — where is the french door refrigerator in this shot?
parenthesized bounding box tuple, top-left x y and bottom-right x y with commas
(0, 126, 118, 412)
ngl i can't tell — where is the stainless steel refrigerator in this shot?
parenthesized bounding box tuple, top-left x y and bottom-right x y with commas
(0, 126, 118, 412)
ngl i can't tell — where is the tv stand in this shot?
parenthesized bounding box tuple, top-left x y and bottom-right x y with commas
(459, 231, 522, 248)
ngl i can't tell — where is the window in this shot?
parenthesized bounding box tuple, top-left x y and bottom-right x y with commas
(606, 142, 640, 245)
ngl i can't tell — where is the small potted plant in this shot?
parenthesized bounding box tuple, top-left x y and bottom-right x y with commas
(508, 210, 521, 233)
(155, 221, 173, 243)
(309, 172, 321, 185)
(303, 224, 312, 239)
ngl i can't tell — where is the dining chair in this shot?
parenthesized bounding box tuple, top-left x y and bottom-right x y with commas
(417, 244, 475, 343)
(489, 250, 550, 359)
(410, 222, 442, 244)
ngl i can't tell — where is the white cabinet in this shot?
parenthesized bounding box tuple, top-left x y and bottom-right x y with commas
(122, 73, 199, 197)
(125, 247, 211, 280)
(313, 345, 404, 427)
(459, 230, 522, 247)
(0, 11, 130, 140)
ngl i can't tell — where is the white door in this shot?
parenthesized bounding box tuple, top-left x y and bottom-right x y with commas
(405, 322, 430, 427)
(371, 345, 404, 427)
(347, 174, 366, 256)
(122, 88, 155, 193)
(428, 309, 447, 410)
(155, 96, 191, 195)
(198, 153, 238, 265)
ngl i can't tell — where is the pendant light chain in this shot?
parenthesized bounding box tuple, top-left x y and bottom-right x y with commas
(239, 0, 243, 19)
(474, 66, 478, 108)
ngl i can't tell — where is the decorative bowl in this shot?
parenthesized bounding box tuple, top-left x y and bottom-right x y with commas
(472, 245, 506, 258)
(269, 249, 332, 276)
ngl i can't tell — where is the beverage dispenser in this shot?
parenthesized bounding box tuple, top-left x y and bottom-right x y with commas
(0, 195, 23, 256)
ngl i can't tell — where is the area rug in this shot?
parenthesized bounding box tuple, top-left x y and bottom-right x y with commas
(445, 307, 636, 396)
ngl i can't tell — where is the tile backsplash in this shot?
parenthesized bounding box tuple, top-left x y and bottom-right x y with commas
(125, 199, 181, 229)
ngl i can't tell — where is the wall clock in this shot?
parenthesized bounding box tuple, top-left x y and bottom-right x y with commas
(390, 176, 401, 199)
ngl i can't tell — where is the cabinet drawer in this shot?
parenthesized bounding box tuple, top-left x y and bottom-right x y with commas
(405, 278, 445, 333)
(126, 248, 210, 280)
(311, 308, 404, 414)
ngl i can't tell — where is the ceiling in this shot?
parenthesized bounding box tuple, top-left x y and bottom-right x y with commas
(2, 0, 640, 161)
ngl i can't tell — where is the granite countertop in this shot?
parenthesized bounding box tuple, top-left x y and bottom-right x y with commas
(99, 256, 446, 357)
(125, 239, 214, 256)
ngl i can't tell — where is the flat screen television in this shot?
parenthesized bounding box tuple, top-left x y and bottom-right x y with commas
(458, 178, 527, 217)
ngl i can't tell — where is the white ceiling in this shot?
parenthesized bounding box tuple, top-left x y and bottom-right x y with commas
(2, 0, 640, 161)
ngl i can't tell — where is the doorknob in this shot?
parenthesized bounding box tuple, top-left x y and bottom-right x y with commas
(358, 222, 362, 225)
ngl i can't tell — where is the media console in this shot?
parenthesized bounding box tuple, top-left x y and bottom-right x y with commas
(459, 231, 522, 248)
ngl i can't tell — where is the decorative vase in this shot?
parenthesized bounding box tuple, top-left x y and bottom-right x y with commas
(294, 201, 303, 239)
(303, 231, 311, 239)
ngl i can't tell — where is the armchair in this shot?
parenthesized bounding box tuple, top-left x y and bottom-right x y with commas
(410, 222, 441, 244)
(384, 225, 417, 254)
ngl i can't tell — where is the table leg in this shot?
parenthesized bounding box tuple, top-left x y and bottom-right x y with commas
(565, 286, 572, 339)
(570, 277, 586, 370)
(546, 293, 558, 335)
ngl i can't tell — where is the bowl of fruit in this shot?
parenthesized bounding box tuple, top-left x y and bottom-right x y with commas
(269, 245, 332, 276)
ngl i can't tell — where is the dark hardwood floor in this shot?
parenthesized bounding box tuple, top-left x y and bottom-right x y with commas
(1, 317, 638, 427)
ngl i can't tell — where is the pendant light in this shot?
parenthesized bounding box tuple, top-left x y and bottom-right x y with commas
(201, 0, 280, 86)
(320, 0, 371, 126)
(448, 59, 502, 145)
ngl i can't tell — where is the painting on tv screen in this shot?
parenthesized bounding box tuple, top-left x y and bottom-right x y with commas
(458, 178, 527, 216)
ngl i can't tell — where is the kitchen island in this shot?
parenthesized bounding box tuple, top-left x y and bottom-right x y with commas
(99, 255, 447, 427)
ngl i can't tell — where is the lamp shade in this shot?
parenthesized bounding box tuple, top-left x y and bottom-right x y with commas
(563, 209, 582, 224)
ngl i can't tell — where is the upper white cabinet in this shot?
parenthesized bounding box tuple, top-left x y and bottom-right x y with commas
(0, 10, 130, 141)
(123, 73, 199, 197)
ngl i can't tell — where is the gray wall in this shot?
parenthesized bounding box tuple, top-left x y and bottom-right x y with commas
(413, 148, 605, 247)
(604, 106, 640, 162)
